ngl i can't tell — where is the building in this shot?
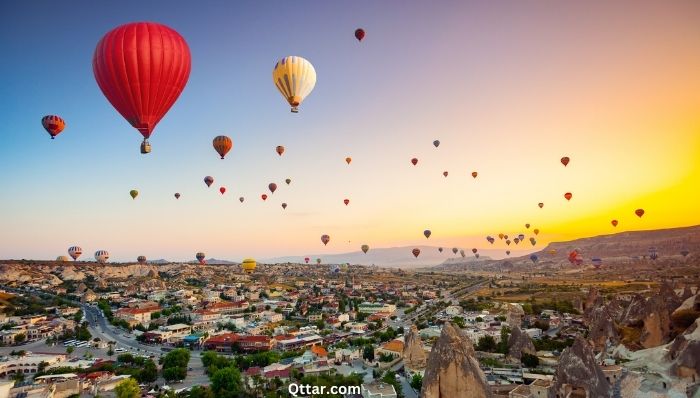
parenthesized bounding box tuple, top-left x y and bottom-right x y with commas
(509, 384, 531, 398)
(114, 306, 159, 327)
(0, 353, 66, 378)
(274, 334, 324, 351)
(375, 339, 404, 359)
(358, 303, 396, 314)
(202, 333, 272, 352)
(529, 379, 553, 397)
(361, 381, 398, 398)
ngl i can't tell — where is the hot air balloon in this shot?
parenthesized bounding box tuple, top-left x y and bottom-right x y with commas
(321, 234, 330, 246)
(460, 250, 466, 258)
(486, 236, 495, 244)
(506, 239, 511, 246)
(68, 246, 82, 261)
(525, 223, 530, 229)
(354, 28, 365, 42)
(475, 253, 480, 259)
(93, 22, 191, 154)
(411, 158, 418, 166)
(130, 190, 138, 200)
(635, 209, 645, 218)
(412, 248, 421, 258)
(361, 244, 369, 254)
(433, 140, 440, 148)
(530, 238, 537, 246)
(316, 258, 322, 265)
(137, 255, 147, 264)
(242, 258, 256, 274)
(174, 193, 181, 199)
(548, 249, 557, 256)
(530, 254, 538, 263)
(204, 176, 214, 187)
(95, 250, 109, 264)
(591, 258, 602, 269)
(452, 248, 458, 254)
(498, 233, 504, 240)
(219, 187, 226, 195)
(196, 252, 206, 265)
(41, 115, 66, 139)
(648, 247, 658, 260)
(443, 171, 448, 177)
(213, 135, 232, 159)
(345, 157, 352, 165)
(272, 56, 316, 113)
(282, 203, 287, 209)
(611, 219, 618, 227)
(514, 238, 520, 245)
(276, 146, 285, 156)
(438, 247, 444, 253)
(518, 234, 525, 241)
(504, 235, 509, 240)
(506, 250, 511, 256)
(561, 156, 570, 167)
(304, 257, 310, 264)
(239, 197, 245, 203)
(680, 249, 690, 257)
(564, 192, 572, 201)
(471, 171, 478, 178)
(568, 250, 583, 266)
(533, 229, 540, 235)
(471, 248, 477, 254)
(269, 183, 277, 194)
(538, 202, 544, 208)
(424, 230, 431, 239)
(285, 178, 292, 185)
(261, 194, 268, 201)
(340, 199, 348, 206)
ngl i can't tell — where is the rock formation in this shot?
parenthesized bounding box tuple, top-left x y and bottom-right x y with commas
(421, 322, 493, 398)
(504, 303, 524, 328)
(507, 325, 536, 361)
(666, 318, 700, 381)
(549, 337, 611, 398)
(681, 285, 694, 301)
(403, 324, 428, 371)
(583, 287, 601, 322)
(587, 305, 620, 352)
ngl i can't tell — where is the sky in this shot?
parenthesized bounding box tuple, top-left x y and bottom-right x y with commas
(1, 0, 699, 262)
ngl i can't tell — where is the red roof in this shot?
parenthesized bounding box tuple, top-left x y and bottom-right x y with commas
(245, 366, 261, 376)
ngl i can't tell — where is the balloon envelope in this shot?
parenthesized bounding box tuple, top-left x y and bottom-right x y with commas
(412, 248, 420, 258)
(423, 230, 431, 238)
(276, 146, 285, 156)
(538, 202, 544, 208)
(261, 194, 268, 201)
(471, 171, 478, 178)
(42, 115, 66, 139)
(272, 56, 316, 112)
(321, 234, 330, 245)
(213, 136, 233, 159)
(269, 183, 277, 193)
(561, 156, 570, 166)
(344, 199, 350, 206)
(411, 158, 418, 166)
(611, 219, 618, 227)
(204, 176, 214, 187)
(361, 244, 369, 254)
(564, 192, 572, 201)
(130, 190, 138, 199)
(174, 193, 180, 199)
(635, 209, 645, 218)
(219, 187, 226, 195)
(433, 140, 440, 148)
(68, 246, 82, 261)
(345, 157, 352, 164)
(354, 28, 365, 41)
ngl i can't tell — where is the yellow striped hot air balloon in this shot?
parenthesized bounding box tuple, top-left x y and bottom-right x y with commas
(272, 56, 316, 113)
(242, 258, 257, 274)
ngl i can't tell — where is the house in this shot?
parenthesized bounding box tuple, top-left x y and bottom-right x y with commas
(202, 333, 272, 352)
(530, 379, 553, 397)
(509, 384, 531, 398)
(358, 303, 396, 314)
(361, 381, 397, 398)
(274, 334, 323, 351)
(114, 306, 160, 327)
(308, 314, 323, 322)
(375, 339, 404, 359)
(445, 305, 463, 316)
(335, 348, 360, 363)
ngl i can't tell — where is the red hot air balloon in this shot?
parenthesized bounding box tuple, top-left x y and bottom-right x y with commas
(219, 187, 226, 195)
(204, 176, 214, 187)
(343, 199, 350, 206)
(213, 136, 232, 159)
(561, 156, 570, 166)
(411, 158, 418, 166)
(611, 219, 618, 227)
(354, 28, 365, 42)
(261, 194, 268, 201)
(564, 192, 572, 201)
(93, 22, 191, 154)
(304, 257, 310, 264)
(41, 115, 66, 139)
(471, 171, 478, 178)
(412, 248, 421, 258)
(321, 234, 330, 246)
(443, 171, 448, 177)
(269, 183, 277, 194)
(276, 146, 285, 156)
(471, 248, 477, 254)
(635, 209, 645, 218)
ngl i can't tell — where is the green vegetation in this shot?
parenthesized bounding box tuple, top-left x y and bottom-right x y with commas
(522, 299, 578, 315)
(114, 378, 140, 398)
(522, 353, 540, 367)
(211, 367, 245, 398)
(162, 348, 190, 382)
(410, 373, 423, 391)
(532, 335, 574, 352)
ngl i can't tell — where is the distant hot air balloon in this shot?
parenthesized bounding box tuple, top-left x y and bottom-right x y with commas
(340, 199, 349, 206)
(174, 193, 181, 199)
(568, 249, 583, 265)
(412, 248, 421, 258)
(212, 135, 232, 159)
(591, 258, 602, 269)
(41, 115, 66, 139)
(564, 192, 572, 201)
(635, 209, 645, 218)
(354, 28, 365, 42)
(285, 178, 291, 185)
(433, 140, 440, 148)
(94, 250, 109, 264)
(452, 248, 458, 254)
(261, 194, 268, 201)
(471, 171, 478, 178)
(506, 239, 511, 246)
(305, 257, 310, 264)
(196, 252, 206, 265)
(518, 234, 525, 241)
(361, 244, 369, 254)
(137, 255, 147, 264)
(514, 238, 520, 245)
(648, 247, 658, 260)
(611, 219, 618, 227)
(68, 246, 82, 261)
(93, 22, 191, 154)
(438, 247, 443, 253)
(281, 203, 287, 209)
(269, 183, 277, 194)
(204, 176, 214, 187)
(680, 249, 690, 257)
(506, 250, 511, 256)
(276, 146, 285, 156)
(498, 233, 504, 240)
(561, 156, 570, 167)
(219, 187, 226, 195)
(530, 238, 537, 246)
(239, 197, 245, 203)
(475, 253, 480, 259)
(345, 157, 352, 165)
(424, 230, 431, 239)
(273, 56, 316, 113)
(130, 190, 138, 200)
(530, 254, 538, 263)
(411, 158, 418, 166)
(471, 248, 478, 254)
(321, 234, 330, 246)
(460, 250, 465, 258)
(241, 258, 256, 274)
(504, 235, 509, 240)
(443, 171, 448, 177)
(533, 229, 540, 235)
(525, 223, 530, 229)
(486, 236, 494, 244)
(538, 202, 544, 208)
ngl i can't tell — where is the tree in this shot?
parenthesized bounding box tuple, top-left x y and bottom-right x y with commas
(362, 345, 375, 362)
(66, 346, 74, 355)
(189, 386, 215, 398)
(114, 378, 140, 398)
(14, 333, 26, 344)
(211, 367, 244, 398)
(163, 366, 186, 382)
(522, 353, 540, 368)
(163, 348, 191, 369)
(139, 360, 158, 383)
(476, 335, 496, 352)
(410, 373, 423, 391)
(107, 346, 114, 357)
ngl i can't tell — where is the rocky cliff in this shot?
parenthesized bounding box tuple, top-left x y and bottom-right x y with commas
(403, 324, 428, 371)
(507, 325, 536, 361)
(549, 337, 611, 398)
(421, 322, 493, 398)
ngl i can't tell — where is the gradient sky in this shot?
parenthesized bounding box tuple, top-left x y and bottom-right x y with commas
(1, 0, 699, 262)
